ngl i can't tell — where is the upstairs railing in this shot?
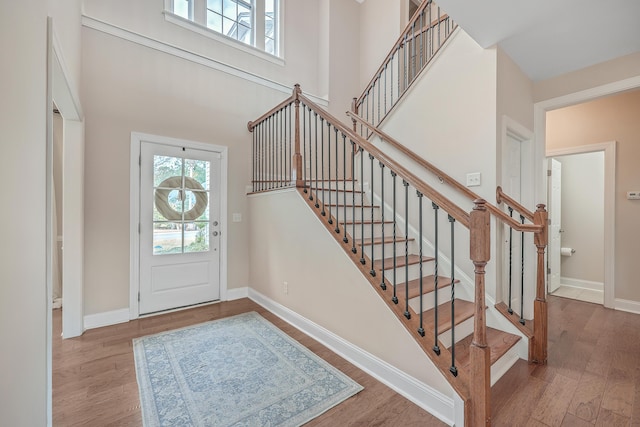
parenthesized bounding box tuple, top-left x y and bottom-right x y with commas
(248, 85, 548, 426)
(353, 0, 457, 130)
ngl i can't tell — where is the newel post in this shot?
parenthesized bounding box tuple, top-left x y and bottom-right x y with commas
(532, 204, 548, 364)
(293, 84, 304, 188)
(470, 199, 491, 426)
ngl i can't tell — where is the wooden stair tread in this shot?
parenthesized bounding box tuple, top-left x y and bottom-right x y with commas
(374, 254, 434, 270)
(423, 299, 476, 335)
(450, 327, 522, 368)
(361, 236, 414, 245)
(394, 275, 458, 300)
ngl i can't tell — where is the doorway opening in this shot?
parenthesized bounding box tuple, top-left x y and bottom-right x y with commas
(546, 150, 606, 305)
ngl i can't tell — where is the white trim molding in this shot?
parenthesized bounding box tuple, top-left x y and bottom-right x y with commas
(225, 286, 249, 301)
(248, 288, 457, 426)
(615, 298, 640, 315)
(129, 132, 229, 320)
(546, 141, 616, 308)
(560, 277, 604, 292)
(84, 309, 130, 331)
(81, 15, 328, 107)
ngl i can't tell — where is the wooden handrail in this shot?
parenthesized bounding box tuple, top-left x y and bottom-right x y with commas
(348, 111, 543, 234)
(398, 14, 451, 48)
(247, 85, 300, 132)
(496, 186, 535, 222)
(299, 92, 471, 228)
(357, 0, 434, 106)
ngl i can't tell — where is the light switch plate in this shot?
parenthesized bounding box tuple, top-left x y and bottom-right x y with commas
(232, 213, 242, 222)
(627, 191, 640, 200)
(466, 172, 481, 187)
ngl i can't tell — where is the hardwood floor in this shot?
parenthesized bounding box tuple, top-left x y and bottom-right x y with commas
(53, 295, 640, 426)
(492, 295, 640, 426)
(53, 299, 445, 426)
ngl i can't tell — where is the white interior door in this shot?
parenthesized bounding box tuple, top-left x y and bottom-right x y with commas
(139, 141, 221, 314)
(548, 158, 562, 293)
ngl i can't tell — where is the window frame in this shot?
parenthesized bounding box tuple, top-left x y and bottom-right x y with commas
(164, 0, 283, 64)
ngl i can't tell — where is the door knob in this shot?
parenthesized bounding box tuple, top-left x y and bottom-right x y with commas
(213, 221, 219, 226)
(212, 231, 219, 236)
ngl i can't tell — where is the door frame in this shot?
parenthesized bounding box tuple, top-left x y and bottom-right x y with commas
(129, 132, 228, 319)
(546, 142, 615, 307)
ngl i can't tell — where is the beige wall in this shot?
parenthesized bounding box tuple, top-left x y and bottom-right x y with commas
(81, 1, 361, 315)
(1, 0, 82, 423)
(533, 52, 640, 103)
(249, 190, 454, 396)
(546, 89, 640, 302)
(554, 153, 605, 283)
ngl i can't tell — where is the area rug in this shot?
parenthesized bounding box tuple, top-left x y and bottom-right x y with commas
(133, 311, 363, 426)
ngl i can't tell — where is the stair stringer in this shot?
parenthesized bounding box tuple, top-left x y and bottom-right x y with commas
(248, 187, 467, 426)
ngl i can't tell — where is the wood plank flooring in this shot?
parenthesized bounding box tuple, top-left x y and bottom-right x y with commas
(492, 295, 640, 426)
(54, 295, 640, 426)
(53, 299, 445, 426)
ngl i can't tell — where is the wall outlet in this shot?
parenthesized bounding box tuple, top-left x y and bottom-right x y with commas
(466, 172, 481, 187)
(283, 281, 288, 295)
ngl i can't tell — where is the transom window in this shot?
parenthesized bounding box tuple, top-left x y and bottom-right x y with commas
(167, 0, 279, 56)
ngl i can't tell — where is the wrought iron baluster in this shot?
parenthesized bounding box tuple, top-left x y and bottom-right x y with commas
(432, 202, 440, 355)
(334, 128, 339, 233)
(326, 121, 331, 222)
(343, 134, 348, 243)
(508, 207, 514, 314)
(251, 125, 255, 192)
(449, 214, 458, 377)
(287, 105, 291, 184)
(417, 191, 425, 336)
(302, 105, 307, 193)
(384, 63, 388, 116)
(351, 140, 357, 254)
(380, 162, 386, 290)
(520, 214, 525, 325)
(391, 171, 398, 304)
(403, 180, 410, 320)
(320, 117, 326, 216)
(369, 153, 376, 276)
(314, 112, 319, 208)
(307, 106, 313, 200)
(360, 147, 365, 265)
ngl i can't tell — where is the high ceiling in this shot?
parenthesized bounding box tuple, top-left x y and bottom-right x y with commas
(435, 0, 640, 81)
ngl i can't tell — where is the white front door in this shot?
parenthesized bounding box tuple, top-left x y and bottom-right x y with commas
(548, 158, 562, 293)
(139, 141, 221, 314)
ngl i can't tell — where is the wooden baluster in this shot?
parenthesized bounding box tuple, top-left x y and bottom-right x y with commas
(470, 199, 491, 426)
(293, 84, 303, 188)
(532, 204, 548, 364)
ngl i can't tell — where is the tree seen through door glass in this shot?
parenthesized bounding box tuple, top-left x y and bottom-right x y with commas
(153, 154, 211, 255)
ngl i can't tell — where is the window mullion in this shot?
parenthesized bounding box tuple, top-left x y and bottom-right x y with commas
(255, 0, 265, 51)
(194, 0, 207, 26)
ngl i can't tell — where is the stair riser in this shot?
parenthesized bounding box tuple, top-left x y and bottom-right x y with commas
(313, 190, 365, 205)
(343, 223, 396, 240)
(305, 181, 358, 192)
(437, 316, 474, 348)
(382, 262, 434, 284)
(329, 206, 381, 222)
(360, 241, 416, 261)
(407, 285, 453, 312)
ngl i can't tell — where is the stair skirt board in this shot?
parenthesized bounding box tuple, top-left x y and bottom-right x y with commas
(489, 343, 521, 387)
(248, 288, 458, 426)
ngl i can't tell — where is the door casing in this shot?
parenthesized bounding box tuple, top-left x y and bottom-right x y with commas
(130, 132, 228, 319)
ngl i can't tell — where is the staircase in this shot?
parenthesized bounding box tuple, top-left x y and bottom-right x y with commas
(246, 1, 548, 425)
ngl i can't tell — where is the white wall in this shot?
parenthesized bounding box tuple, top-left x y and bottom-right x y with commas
(248, 189, 454, 397)
(554, 153, 604, 283)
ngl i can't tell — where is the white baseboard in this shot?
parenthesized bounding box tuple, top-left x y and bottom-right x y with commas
(225, 286, 249, 301)
(248, 288, 456, 426)
(84, 308, 130, 330)
(561, 277, 604, 291)
(615, 298, 640, 314)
